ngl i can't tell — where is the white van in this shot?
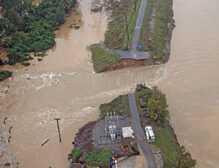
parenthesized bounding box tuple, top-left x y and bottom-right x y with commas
(145, 126, 155, 142)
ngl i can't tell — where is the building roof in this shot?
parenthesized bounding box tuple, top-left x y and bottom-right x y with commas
(122, 127, 134, 138)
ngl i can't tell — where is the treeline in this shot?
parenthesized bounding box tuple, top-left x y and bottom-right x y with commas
(137, 86, 169, 126)
(0, 0, 76, 65)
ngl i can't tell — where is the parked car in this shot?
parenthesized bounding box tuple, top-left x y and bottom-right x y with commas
(145, 126, 155, 142)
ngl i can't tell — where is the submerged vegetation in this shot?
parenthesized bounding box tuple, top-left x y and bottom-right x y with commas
(0, 0, 77, 65)
(0, 70, 12, 82)
(139, 0, 173, 58)
(89, 44, 120, 73)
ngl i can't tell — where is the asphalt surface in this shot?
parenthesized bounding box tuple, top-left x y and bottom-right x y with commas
(116, 0, 149, 60)
(131, 0, 148, 52)
(128, 93, 156, 168)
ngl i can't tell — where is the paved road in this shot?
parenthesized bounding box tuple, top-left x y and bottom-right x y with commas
(128, 93, 156, 168)
(115, 0, 149, 60)
(131, 0, 148, 52)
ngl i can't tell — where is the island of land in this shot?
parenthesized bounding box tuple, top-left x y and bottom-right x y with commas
(68, 84, 196, 168)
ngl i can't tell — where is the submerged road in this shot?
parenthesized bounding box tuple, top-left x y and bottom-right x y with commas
(116, 0, 149, 60)
(128, 93, 156, 168)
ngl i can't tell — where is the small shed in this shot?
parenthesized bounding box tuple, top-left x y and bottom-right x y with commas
(122, 127, 134, 139)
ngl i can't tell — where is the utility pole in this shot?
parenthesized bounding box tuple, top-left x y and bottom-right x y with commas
(125, 16, 129, 41)
(54, 118, 61, 142)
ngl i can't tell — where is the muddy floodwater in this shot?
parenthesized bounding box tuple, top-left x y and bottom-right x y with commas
(0, 0, 219, 167)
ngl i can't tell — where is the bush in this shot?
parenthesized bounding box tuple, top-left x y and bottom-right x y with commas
(71, 148, 81, 163)
(21, 62, 30, 66)
(0, 70, 12, 82)
(0, 58, 3, 65)
(85, 149, 112, 167)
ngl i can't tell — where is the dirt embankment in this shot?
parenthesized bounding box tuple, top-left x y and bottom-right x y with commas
(107, 59, 145, 71)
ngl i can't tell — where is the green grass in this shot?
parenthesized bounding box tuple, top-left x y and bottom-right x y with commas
(123, 0, 142, 47)
(139, 0, 173, 58)
(104, 0, 142, 49)
(154, 126, 178, 167)
(135, 92, 141, 112)
(99, 96, 125, 119)
(152, 0, 172, 58)
(0, 70, 12, 82)
(124, 95, 132, 117)
(85, 149, 112, 167)
(89, 44, 120, 73)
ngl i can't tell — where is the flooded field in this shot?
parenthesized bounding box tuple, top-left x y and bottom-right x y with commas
(0, 0, 219, 168)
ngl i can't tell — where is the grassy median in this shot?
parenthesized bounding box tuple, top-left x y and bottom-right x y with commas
(104, 0, 142, 49)
(89, 44, 120, 73)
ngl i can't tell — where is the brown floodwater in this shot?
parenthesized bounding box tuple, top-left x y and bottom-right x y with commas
(0, 0, 219, 167)
(159, 0, 219, 167)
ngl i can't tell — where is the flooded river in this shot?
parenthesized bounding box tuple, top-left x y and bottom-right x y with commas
(0, 0, 219, 167)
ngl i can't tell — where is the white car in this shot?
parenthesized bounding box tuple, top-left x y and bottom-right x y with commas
(145, 126, 155, 142)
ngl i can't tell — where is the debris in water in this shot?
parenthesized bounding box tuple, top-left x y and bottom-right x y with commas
(41, 139, 49, 146)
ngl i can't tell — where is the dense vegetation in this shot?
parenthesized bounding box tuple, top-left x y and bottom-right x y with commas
(85, 148, 112, 167)
(104, 0, 142, 49)
(136, 86, 169, 126)
(155, 127, 196, 168)
(99, 96, 125, 119)
(136, 85, 196, 168)
(71, 148, 82, 163)
(0, 70, 12, 82)
(89, 44, 120, 73)
(139, 0, 173, 58)
(0, 0, 77, 65)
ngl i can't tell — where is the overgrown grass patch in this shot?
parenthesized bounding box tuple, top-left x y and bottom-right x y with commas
(139, 0, 173, 58)
(89, 44, 120, 73)
(124, 95, 132, 117)
(154, 126, 178, 167)
(99, 96, 125, 119)
(123, 0, 142, 47)
(104, 0, 142, 49)
(85, 148, 112, 167)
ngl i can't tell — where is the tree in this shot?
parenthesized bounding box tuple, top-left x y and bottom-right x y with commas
(177, 146, 196, 168)
(139, 88, 152, 105)
(147, 90, 169, 126)
(0, 70, 12, 82)
(71, 148, 81, 163)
